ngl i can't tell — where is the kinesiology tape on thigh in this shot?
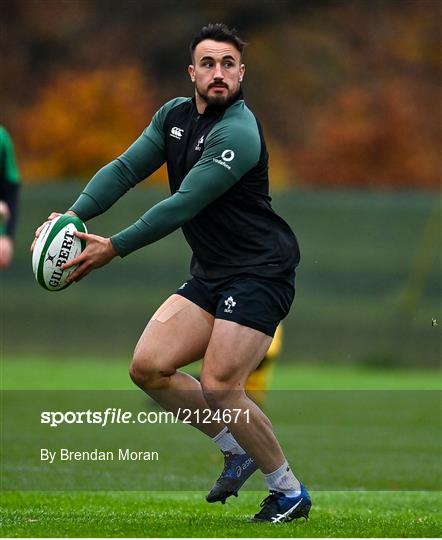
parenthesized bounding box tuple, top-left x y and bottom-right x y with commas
(150, 297, 189, 323)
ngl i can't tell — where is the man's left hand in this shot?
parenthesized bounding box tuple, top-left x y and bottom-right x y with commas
(63, 231, 117, 283)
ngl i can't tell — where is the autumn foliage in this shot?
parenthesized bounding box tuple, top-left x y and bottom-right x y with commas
(16, 66, 162, 181)
(5, 1, 440, 190)
(292, 81, 440, 189)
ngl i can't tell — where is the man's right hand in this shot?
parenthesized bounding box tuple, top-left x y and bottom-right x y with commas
(30, 211, 78, 252)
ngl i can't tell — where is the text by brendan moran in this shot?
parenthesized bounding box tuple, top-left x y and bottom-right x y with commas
(41, 448, 159, 463)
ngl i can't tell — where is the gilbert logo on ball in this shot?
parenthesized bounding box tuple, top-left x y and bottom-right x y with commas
(32, 215, 87, 291)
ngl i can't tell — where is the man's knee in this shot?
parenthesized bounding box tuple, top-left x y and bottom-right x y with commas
(129, 348, 175, 390)
(200, 371, 242, 410)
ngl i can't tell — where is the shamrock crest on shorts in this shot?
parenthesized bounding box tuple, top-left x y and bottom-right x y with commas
(224, 296, 236, 314)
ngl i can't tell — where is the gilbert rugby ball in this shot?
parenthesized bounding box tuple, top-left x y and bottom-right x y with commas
(32, 215, 87, 291)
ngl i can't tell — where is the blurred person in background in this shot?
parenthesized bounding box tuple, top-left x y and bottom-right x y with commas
(32, 23, 309, 523)
(245, 324, 282, 406)
(0, 126, 21, 269)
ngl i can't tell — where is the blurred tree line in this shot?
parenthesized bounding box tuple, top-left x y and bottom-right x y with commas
(1, 0, 440, 189)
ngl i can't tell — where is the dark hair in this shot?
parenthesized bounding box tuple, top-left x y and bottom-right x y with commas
(189, 23, 247, 61)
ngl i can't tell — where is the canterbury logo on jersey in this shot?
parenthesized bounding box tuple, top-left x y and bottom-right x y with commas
(170, 127, 184, 140)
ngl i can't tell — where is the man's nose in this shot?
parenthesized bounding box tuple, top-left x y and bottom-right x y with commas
(213, 63, 224, 79)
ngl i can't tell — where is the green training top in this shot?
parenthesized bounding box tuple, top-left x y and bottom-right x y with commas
(0, 126, 21, 237)
(71, 92, 299, 280)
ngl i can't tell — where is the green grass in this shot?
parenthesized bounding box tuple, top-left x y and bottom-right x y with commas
(2, 357, 441, 390)
(1, 359, 441, 536)
(2, 176, 441, 536)
(1, 491, 441, 537)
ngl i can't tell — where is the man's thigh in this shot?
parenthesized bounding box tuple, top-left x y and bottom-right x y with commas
(134, 294, 214, 371)
(202, 319, 273, 388)
(214, 275, 295, 338)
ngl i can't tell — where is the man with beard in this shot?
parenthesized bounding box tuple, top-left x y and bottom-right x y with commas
(32, 23, 311, 523)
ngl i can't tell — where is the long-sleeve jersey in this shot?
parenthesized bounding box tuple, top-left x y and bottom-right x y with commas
(70, 90, 300, 281)
(0, 126, 21, 238)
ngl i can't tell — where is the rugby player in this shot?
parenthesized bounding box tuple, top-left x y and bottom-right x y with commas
(32, 24, 311, 523)
(245, 324, 282, 407)
(0, 126, 21, 269)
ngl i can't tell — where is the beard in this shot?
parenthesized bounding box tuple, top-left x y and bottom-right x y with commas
(195, 82, 240, 107)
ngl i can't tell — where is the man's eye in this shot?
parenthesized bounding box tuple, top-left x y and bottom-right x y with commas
(224, 62, 234, 68)
(203, 62, 213, 68)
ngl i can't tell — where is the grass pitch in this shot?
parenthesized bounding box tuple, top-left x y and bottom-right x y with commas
(3, 356, 441, 390)
(1, 491, 441, 537)
(1, 358, 441, 537)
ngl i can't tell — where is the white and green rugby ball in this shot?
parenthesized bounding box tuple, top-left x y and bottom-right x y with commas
(32, 215, 87, 291)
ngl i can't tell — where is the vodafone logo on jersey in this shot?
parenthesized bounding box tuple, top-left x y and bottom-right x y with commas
(213, 149, 235, 170)
(221, 149, 235, 162)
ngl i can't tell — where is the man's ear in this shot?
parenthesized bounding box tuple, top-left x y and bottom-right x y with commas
(188, 64, 196, 83)
(239, 63, 245, 83)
